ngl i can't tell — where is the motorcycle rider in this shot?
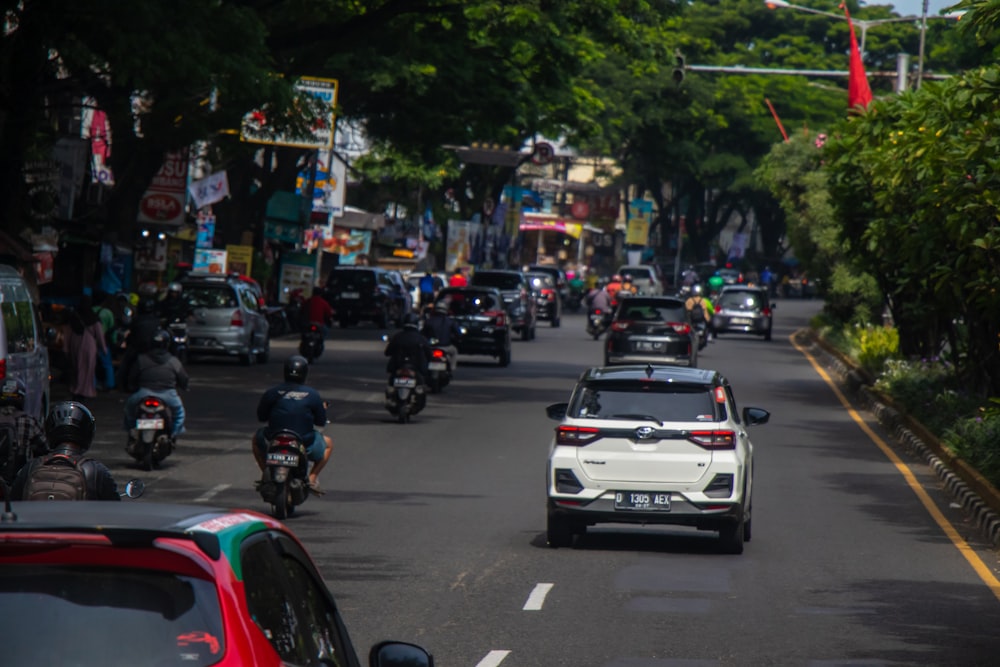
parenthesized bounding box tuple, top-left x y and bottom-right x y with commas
(0, 377, 48, 487)
(587, 281, 613, 314)
(123, 329, 189, 443)
(384, 313, 432, 385)
(253, 355, 333, 490)
(117, 295, 164, 388)
(302, 286, 334, 334)
(158, 282, 191, 324)
(421, 302, 462, 377)
(685, 284, 714, 342)
(10, 401, 120, 501)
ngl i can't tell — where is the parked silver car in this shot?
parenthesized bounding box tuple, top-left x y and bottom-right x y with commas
(182, 274, 270, 365)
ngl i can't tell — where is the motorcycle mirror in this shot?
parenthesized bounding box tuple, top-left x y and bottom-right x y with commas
(122, 479, 145, 499)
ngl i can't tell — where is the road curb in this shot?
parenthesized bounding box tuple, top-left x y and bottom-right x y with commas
(797, 329, 1000, 548)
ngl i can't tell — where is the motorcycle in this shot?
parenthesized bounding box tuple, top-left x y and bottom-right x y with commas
(694, 320, 709, 350)
(256, 429, 311, 520)
(299, 321, 325, 362)
(167, 319, 188, 363)
(127, 394, 175, 471)
(586, 308, 611, 340)
(385, 364, 426, 423)
(566, 288, 584, 313)
(427, 339, 452, 393)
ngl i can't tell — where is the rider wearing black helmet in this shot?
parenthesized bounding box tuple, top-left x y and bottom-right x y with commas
(11, 401, 120, 501)
(252, 355, 333, 490)
(0, 377, 47, 486)
(158, 282, 191, 325)
(123, 328, 189, 445)
(117, 294, 164, 388)
(384, 312, 432, 381)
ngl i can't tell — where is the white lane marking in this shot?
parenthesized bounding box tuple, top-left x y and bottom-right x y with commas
(475, 650, 511, 667)
(523, 582, 554, 610)
(194, 484, 231, 503)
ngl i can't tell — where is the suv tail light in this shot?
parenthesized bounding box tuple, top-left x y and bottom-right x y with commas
(542, 288, 556, 301)
(486, 310, 506, 327)
(611, 320, 632, 332)
(0, 358, 5, 380)
(669, 322, 691, 334)
(688, 430, 736, 450)
(230, 310, 244, 327)
(556, 425, 602, 446)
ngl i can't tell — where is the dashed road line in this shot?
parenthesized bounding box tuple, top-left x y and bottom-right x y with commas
(475, 650, 511, 667)
(523, 582, 554, 610)
(194, 484, 231, 503)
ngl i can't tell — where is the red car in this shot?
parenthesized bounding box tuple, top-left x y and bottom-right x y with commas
(0, 501, 432, 667)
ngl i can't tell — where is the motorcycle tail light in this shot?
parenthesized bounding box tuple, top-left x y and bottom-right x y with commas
(398, 368, 416, 378)
(142, 397, 163, 408)
(670, 322, 691, 334)
(274, 434, 298, 447)
(230, 310, 244, 327)
(593, 309, 602, 316)
(309, 323, 319, 332)
(556, 425, 602, 446)
(432, 348, 446, 360)
(688, 430, 736, 450)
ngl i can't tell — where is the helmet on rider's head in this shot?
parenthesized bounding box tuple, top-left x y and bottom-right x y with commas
(45, 401, 96, 451)
(692, 284, 703, 296)
(402, 313, 420, 329)
(150, 329, 171, 351)
(0, 377, 26, 409)
(284, 355, 309, 384)
(138, 298, 157, 315)
(167, 282, 183, 295)
(611, 274, 623, 283)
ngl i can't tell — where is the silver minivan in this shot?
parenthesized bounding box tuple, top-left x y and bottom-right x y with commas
(0, 264, 50, 420)
(182, 273, 270, 365)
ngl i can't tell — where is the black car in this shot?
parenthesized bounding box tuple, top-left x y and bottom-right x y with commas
(525, 272, 562, 328)
(436, 287, 512, 366)
(713, 286, 774, 341)
(469, 269, 537, 341)
(526, 264, 569, 303)
(324, 266, 409, 328)
(604, 296, 698, 367)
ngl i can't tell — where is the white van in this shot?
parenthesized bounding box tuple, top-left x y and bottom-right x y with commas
(0, 264, 50, 420)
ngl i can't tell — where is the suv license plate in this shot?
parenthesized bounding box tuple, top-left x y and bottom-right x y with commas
(136, 418, 165, 430)
(636, 341, 662, 352)
(614, 491, 671, 511)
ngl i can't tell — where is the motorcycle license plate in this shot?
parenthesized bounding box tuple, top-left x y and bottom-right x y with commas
(136, 418, 165, 430)
(266, 452, 300, 466)
(428, 361, 447, 371)
(341, 291, 360, 299)
(393, 377, 417, 388)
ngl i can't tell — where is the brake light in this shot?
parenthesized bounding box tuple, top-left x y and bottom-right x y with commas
(486, 310, 506, 326)
(670, 322, 691, 334)
(556, 425, 602, 446)
(714, 387, 727, 403)
(432, 348, 446, 360)
(142, 397, 163, 408)
(762, 307, 772, 317)
(593, 309, 602, 315)
(309, 323, 320, 332)
(274, 434, 299, 447)
(0, 358, 5, 380)
(688, 430, 736, 449)
(542, 289, 556, 301)
(230, 310, 244, 327)
(611, 320, 632, 332)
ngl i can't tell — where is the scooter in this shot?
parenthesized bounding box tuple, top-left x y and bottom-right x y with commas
(385, 364, 426, 423)
(256, 429, 311, 520)
(299, 322, 325, 362)
(126, 394, 175, 471)
(427, 339, 452, 394)
(586, 308, 611, 340)
(167, 319, 188, 363)
(694, 320, 709, 350)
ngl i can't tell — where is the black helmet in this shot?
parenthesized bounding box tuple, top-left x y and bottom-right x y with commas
(150, 329, 170, 351)
(138, 297, 157, 315)
(402, 313, 420, 329)
(44, 401, 96, 451)
(0, 377, 26, 409)
(284, 355, 309, 384)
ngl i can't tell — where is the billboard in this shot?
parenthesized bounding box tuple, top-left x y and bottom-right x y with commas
(241, 77, 338, 149)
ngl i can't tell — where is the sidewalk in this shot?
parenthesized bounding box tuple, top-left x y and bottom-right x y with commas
(798, 329, 1000, 548)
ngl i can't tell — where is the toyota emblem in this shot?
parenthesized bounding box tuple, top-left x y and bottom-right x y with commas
(634, 426, 655, 439)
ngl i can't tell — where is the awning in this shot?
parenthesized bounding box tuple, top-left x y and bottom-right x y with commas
(334, 206, 385, 231)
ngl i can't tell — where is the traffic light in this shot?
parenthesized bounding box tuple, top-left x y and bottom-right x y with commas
(672, 50, 685, 85)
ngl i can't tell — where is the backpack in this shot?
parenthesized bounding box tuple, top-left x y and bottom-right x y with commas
(21, 453, 89, 501)
(689, 299, 706, 323)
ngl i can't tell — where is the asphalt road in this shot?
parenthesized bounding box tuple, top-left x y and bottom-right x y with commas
(65, 297, 1000, 666)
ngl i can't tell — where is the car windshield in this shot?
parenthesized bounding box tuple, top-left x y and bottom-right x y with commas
(0, 565, 224, 666)
(720, 292, 763, 310)
(569, 382, 719, 423)
(184, 284, 237, 309)
(471, 273, 522, 290)
(441, 291, 501, 315)
(329, 270, 375, 289)
(615, 300, 685, 322)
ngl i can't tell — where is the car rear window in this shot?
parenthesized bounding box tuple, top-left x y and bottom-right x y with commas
(329, 270, 376, 289)
(570, 382, 720, 422)
(620, 267, 653, 281)
(720, 291, 763, 310)
(471, 273, 522, 290)
(615, 300, 686, 322)
(184, 284, 238, 309)
(440, 291, 501, 314)
(0, 565, 225, 665)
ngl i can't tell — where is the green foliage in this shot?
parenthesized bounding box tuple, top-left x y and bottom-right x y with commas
(856, 325, 900, 376)
(943, 415, 1000, 488)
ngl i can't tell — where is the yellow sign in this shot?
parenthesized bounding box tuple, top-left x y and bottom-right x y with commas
(226, 244, 254, 276)
(626, 219, 649, 246)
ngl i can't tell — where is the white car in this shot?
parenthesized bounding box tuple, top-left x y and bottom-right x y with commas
(617, 264, 664, 295)
(545, 364, 769, 554)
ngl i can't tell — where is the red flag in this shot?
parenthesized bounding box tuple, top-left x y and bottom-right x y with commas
(842, 4, 873, 110)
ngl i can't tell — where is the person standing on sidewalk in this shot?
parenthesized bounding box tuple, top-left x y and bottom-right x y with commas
(65, 296, 107, 403)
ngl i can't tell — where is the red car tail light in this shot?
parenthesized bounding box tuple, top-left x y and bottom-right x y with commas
(229, 310, 244, 327)
(669, 322, 691, 334)
(688, 430, 736, 449)
(762, 307, 772, 317)
(486, 310, 506, 326)
(0, 358, 5, 379)
(542, 288, 556, 301)
(611, 320, 632, 332)
(556, 425, 602, 446)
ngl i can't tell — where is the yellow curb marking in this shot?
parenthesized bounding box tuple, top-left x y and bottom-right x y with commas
(791, 333, 1000, 602)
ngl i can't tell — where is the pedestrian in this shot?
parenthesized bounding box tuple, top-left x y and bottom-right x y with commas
(64, 296, 107, 402)
(448, 267, 468, 287)
(91, 290, 116, 391)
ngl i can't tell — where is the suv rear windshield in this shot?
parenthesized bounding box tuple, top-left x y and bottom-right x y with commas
(719, 291, 765, 310)
(440, 290, 501, 314)
(0, 565, 224, 665)
(328, 269, 376, 290)
(615, 299, 686, 322)
(184, 284, 238, 309)
(569, 382, 721, 422)
(471, 273, 523, 290)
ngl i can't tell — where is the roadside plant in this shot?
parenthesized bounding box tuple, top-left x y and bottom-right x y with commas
(943, 414, 1000, 489)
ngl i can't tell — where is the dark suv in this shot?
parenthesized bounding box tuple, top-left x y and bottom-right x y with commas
(324, 266, 409, 328)
(526, 264, 568, 304)
(469, 270, 537, 340)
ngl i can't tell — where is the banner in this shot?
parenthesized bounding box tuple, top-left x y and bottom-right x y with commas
(446, 220, 478, 271)
(296, 150, 346, 216)
(196, 212, 215, 249)
(226, 245, 253, 276)
(626, 199, 652, 246)
(194, 248, 227, 274)
(322, 229, 371, 265)
(137, 150, 189, 226)
(189, 171, 229, 209)
(134, 237, 168, 271)
(278, 251, 318, 304)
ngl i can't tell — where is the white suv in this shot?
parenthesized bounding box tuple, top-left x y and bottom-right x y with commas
(545, 364, 770, 554)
